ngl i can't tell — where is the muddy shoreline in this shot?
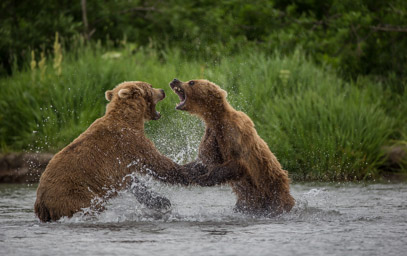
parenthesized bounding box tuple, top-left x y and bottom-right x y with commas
(0, 153, 53, 183)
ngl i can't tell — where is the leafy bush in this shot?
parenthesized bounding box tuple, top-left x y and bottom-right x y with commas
(0, 43, 405, 180)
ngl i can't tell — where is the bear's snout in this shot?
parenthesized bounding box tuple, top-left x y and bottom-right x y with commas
(160, 89, 166, 99)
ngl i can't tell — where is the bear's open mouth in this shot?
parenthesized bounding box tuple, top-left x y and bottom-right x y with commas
(173, 87, 186, 110)
(151, 90, 166, 120)
(152, 108, 161, 120)
(152, 102, 164, 120)
(169, 79, 187, 110)
(149, 102, 161, 120)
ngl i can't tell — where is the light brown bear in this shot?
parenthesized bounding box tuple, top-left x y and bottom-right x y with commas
(171, 79, 295, 216)
(35, 81, 193, 222)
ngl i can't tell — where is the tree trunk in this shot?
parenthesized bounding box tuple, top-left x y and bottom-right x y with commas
(81, 0, 90, 40)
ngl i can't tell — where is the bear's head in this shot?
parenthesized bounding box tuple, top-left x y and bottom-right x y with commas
(169, 79, 228, 117)
(105, 81, 165, 121)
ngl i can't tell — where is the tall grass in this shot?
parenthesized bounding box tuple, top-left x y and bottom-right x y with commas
(0, 42, 405, 180)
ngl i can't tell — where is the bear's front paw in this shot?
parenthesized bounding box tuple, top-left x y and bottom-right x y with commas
(145, 195, 172, 211)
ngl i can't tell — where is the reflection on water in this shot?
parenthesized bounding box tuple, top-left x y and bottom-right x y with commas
(1, 182, 407, 256)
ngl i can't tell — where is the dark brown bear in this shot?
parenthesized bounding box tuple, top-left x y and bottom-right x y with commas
(170, 79, 295, 216)
(34, 81, 193, 222)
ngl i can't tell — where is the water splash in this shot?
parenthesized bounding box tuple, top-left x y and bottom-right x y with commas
(146, 111, 204, 164)
(58, 183, 345, 224)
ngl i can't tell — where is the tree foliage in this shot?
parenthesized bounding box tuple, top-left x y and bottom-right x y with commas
(1, 0, 406, 85)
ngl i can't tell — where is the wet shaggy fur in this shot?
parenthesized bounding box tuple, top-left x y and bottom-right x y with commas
(170, 79, 295, 216)
(34, 81, 192, 222)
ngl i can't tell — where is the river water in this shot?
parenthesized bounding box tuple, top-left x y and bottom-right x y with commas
(1, 181, 406, 256)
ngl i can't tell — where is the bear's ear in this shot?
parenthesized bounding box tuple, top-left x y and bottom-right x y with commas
(118, 86, 144, 99)
(213, 88, 228, 99)
(133, 87, 144, 97)
(221, 89, 228, 98)
(105, 90, 114, 101)
(118, 88, 131, 99)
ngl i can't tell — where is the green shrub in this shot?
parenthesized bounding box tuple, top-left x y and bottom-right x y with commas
(0, 44, 404, 180)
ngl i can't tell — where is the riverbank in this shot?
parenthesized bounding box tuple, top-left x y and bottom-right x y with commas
(1, 149, 405, 183)
(0, 153, 52, 183)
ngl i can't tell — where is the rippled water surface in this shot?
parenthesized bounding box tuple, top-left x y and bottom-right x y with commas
(1, 182, 406, 255)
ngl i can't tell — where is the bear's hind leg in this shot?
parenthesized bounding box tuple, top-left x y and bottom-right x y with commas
(34, 200, 51, 222)
(232, 179, 265, 216)
(232, 178, 285, 217)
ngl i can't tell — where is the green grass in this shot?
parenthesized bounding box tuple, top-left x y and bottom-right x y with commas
(0, 44, 406, 180)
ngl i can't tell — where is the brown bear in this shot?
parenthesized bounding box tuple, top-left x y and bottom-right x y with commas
(170, 79, 295, 216)
(34, 81, 194, 222)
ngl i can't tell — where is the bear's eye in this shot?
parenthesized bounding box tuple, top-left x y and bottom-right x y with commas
(188, 81, 195, 86)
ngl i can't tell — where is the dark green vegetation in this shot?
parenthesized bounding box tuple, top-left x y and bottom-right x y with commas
(0, 0, 406, 180)
(2, 0, 407, 87)
(1, 43, 406, 180)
